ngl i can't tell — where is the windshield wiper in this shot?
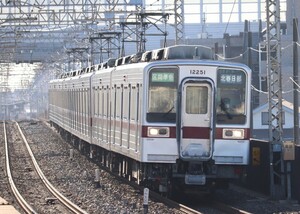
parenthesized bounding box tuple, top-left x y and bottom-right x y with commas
(163, 106, 175, 119)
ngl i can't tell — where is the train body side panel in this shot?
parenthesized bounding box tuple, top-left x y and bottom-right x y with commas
(109, 64, 144, 161)
(213, 139, 250, 165)
(91, 69, 112, 150)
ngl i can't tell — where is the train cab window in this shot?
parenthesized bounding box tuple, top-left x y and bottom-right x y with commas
(216, 68, 247, 124)
(147, 67, 178, 123)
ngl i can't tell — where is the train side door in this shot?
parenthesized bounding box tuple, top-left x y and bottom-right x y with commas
(179, 80, 213, 160)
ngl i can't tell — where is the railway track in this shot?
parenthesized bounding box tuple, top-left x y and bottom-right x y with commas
(97, 163, 251, 214)
(3, 120, 270, 213)
(3, 121, 88, 214)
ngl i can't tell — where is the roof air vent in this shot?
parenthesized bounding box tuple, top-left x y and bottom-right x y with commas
(163, 45, 213, 60)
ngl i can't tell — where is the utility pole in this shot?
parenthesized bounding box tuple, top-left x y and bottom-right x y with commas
(293, 18, 299, 146)
(174, 0, 185, 44)
(266, 0, 285, 199)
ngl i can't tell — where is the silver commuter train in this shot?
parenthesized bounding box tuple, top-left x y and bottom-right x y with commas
(49, 45, 251, 195)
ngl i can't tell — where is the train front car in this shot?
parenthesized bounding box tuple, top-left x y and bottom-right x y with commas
(140, 46, 251, 196)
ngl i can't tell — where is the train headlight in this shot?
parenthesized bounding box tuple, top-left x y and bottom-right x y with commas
(148, 127, 170, 137)
(223, 129, 244, 139)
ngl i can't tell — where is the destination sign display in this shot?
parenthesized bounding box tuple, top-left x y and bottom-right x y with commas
(151, 72, 175, 83)
(218, 69, 245, 85)
(219, 74, 243, 84)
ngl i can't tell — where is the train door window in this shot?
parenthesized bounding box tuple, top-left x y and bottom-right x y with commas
(85, 89, 88, 133)
(67, 89, 69, 126)
(137, 84, 141, 123)
(130, 85, 137, 121)
(75, 89, 78, 129)
(97, 87, 102, 139)
(116, 85, 123, 145)
(120, 85, 129, 145)
(136, 84, 141, 151)
(64, 89, 66, 109)
(83, 90, 85, 118)
(85, 89, 88, 134)
(83, 89, 86, 114)
(72, 90, 75, 128)
(123, 85, 129, 120)
(115, 86, 121, 118)
(58, 89, 60, 107)
(80, 89, 83, 131)
(147, 67, 178, 123)
(72, 90, 74, 125)
(64, 89, 67, 110)
(111, 85, 117, 143)
(95, 87, 98, 117)
(103, 86, 107, 117)
(127, 85, 132, 145)
(105, 86, 109, 142)
(61, 89, 63, 108)
(87, 89, 90, 133)
(130, 84, 137, 150)
(111, 85, 116, 119)
(82, 89, 85, 132)
(78, 89, 80, 130)
(97, 87, 101, 117)
(216, 68, 247, 124)
(93, 87, 97, 116)
(186, 86, 208, 114)
(75, 89, 78, 128)
(74, 89, 77, 128)
(74, 90, 76, 127)
(79, 89, 81, 129)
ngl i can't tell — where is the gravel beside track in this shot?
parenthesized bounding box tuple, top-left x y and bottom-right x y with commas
(213, 184, 300, 214)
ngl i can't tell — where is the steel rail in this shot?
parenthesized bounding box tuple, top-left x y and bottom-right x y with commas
(3, 121, 38, 214)
(15, 122, 88, 214)
(148, 190, 203, 214)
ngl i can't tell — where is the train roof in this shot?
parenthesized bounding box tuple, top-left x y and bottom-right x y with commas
(56, 45, 250, 79)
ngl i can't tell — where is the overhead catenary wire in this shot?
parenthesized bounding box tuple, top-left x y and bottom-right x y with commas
(224, 0, 237, 34)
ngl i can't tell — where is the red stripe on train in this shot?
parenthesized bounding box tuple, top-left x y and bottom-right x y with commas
(182, 127, 210, 139)
(141, 126, 250, 140)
